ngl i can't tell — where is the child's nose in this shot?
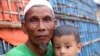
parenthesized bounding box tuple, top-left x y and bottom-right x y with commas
(60, 47, 66, 54)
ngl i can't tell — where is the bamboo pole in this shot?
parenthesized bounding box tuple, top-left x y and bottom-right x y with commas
(0, 21, 21, 28)
(83, 38, 100, 46)
(0, 11, 24, 15)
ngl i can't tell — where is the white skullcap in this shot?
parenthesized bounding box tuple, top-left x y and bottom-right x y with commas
(24, 0, 53, 15)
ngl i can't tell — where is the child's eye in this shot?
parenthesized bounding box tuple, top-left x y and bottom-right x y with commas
(66, 45, 71, 49)
(54, 46, 60, 49)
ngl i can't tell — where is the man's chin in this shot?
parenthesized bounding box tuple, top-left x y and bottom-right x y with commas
(39, 43, 48, 51)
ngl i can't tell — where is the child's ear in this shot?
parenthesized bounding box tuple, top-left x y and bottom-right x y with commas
(77, 43, 83, 53)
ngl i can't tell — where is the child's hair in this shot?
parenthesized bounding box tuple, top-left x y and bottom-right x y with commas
(53, 25, 80, 43)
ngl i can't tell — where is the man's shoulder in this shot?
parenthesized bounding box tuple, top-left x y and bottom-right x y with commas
(5, 42, 54, 56)
(45, 41, 54, 56)
(5, 44, 26, 56)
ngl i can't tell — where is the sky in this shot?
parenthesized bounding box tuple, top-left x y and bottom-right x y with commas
(94, 0, 100, 4)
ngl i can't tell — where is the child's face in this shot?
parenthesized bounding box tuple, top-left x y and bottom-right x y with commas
(53, 35, 82, 56)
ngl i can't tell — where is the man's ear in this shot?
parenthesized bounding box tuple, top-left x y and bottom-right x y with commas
(21, 21, 27, 34)
(54, 19, 57, 29)
(54, 19, 57, 24)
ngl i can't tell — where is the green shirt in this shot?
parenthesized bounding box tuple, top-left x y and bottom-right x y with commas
(6, 43, 54, 56)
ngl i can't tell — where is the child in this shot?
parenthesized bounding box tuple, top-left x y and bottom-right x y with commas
(52, 25, 82, 56)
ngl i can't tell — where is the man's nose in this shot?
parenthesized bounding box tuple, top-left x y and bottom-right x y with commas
(38, 21, 46, 31)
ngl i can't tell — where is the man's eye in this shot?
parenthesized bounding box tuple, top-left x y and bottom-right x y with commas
(44, 16, 52, 22)
(30, 17, 38, 22)
(30, 18, 36, 22)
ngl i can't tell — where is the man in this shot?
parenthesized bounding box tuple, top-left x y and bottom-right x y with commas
(6, 0, 56, 56)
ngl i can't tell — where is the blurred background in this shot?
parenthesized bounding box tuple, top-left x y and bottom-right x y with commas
(0, 0, 100, 56)
(94, 0, 100, 24)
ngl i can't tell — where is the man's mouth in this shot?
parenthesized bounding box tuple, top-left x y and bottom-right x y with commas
(36, 35, 47, 40)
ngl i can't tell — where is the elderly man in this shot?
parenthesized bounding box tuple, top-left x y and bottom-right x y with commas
(6, 0, 56, 56)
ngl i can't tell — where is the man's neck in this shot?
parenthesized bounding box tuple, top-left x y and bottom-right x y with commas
(26, 41, 47, 56)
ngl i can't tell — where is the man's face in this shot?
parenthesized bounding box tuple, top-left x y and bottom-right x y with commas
(53, 35, 82, 56)
(23, 6, 55, 47)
